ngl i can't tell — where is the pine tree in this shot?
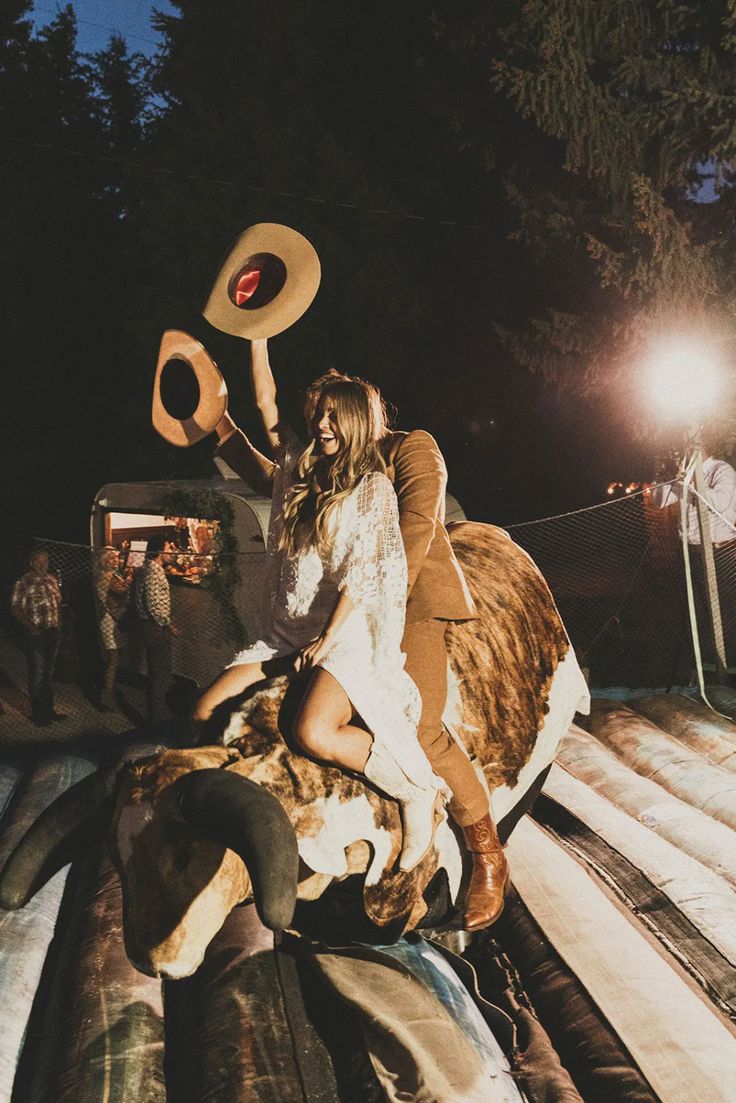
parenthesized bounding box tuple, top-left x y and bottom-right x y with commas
(89, 35, 146, 157)
(0, 6, 153, 537)
(478, 0, 736, 397)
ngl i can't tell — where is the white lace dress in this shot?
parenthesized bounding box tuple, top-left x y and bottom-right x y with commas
(228, 430, 441, 790)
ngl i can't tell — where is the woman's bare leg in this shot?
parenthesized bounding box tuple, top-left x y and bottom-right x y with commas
(294, 669, 440, 871)
(192, 661, 265, 739)
(293, 668, 373, 772)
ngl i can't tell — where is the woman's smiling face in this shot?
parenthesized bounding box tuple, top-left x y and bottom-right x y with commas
(312, 396, 342, 456)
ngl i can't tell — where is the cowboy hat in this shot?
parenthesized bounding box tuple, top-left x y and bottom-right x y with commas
(203, 223, 320, 339)
(152, 330, 228, 447)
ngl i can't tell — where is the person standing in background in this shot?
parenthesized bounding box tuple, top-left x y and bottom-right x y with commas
(653, 430, 736, 544)
(10, 548, 65, 726)
(132, 535, 180, 722)
(652, 426, 736, 673)
(95, 547, 131, 710)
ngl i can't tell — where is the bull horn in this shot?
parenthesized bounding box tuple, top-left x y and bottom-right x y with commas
(173, 768, 299, 932)
(0, 768, 118, 910)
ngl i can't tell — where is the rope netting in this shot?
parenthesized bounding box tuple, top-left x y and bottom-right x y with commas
(1, 481, 734, 741)
(508, 482, 736, 691)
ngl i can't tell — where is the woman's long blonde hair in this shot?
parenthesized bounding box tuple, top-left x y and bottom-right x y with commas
(280, 370, 389, 555)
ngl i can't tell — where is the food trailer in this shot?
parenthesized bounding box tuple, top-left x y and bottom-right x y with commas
(90, 478, 272, 688)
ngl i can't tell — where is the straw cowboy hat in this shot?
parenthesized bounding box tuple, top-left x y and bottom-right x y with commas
(203, 223, 321, 339)
(152, 330, 228, 447)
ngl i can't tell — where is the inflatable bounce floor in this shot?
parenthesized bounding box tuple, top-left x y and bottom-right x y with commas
(1, 691, 735, 1103)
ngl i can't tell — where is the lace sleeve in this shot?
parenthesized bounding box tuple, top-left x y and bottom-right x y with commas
(339, 472, 408, 646)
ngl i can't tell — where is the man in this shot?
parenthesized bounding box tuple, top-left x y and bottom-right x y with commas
(10, 549, 64, 726)
(212, 339, 508, 930)
(653, 427, 736, 540)
(133, 535, 180, 722)
(652, 429, 736, 670)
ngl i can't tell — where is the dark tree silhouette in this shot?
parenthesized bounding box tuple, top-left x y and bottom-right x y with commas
(4, 1, 736, 540)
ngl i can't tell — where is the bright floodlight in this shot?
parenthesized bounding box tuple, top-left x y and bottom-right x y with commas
(642, 338, 723, 424)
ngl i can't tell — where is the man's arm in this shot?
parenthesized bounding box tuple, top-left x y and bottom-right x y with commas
(214, 412, 276, 497)
(392, 430, 446, 597)
(10, 579, 27, 627)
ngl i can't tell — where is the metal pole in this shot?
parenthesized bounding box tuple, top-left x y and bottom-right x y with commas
(693, 445, 728, 684)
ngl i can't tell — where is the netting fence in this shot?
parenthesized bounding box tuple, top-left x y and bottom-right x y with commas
(508, 482, 736, 690)
(1, 481, 735, 743)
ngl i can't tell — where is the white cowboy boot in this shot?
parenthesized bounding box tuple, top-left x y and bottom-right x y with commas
(364, 744, 444, 872)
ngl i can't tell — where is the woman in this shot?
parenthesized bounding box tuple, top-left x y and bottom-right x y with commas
(193, 364, 445, 871)
(95, 547, 130, 710)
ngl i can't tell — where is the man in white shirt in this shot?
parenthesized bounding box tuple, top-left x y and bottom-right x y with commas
(652, 431, 736, 671)
(653, 449, 736, 545)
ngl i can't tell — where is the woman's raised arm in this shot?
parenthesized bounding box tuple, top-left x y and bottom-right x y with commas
(250, 338, 282, 455)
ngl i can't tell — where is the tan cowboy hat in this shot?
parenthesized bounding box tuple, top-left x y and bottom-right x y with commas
(203, 223, 321, 339)
(152, 330, 228, 447)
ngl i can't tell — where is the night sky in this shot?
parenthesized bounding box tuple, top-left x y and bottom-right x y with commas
(30, 0, 175, 55)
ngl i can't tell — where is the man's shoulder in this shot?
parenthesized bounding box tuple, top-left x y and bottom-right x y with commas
(710, 458, 736, 476)
(387, 428, 442, 459)
(394, 428, 438, 448)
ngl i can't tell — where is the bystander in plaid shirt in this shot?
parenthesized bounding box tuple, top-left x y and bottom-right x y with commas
(11, 571, 61, 632)
(133, 559, 171, 627)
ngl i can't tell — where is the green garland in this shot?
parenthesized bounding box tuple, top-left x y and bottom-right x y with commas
(160, 487, 248, 647)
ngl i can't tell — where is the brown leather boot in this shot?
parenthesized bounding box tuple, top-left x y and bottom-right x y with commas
(462, 813, 509, 931)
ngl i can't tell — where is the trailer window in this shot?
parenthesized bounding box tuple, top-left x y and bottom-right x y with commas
(104, 511, 221, 586)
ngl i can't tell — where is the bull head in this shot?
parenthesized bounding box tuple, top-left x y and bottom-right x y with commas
(0, 737, 466, 979)
(0, 747, 300, 979)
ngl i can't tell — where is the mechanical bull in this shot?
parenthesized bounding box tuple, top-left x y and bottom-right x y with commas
(0, 523, 589, 979)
